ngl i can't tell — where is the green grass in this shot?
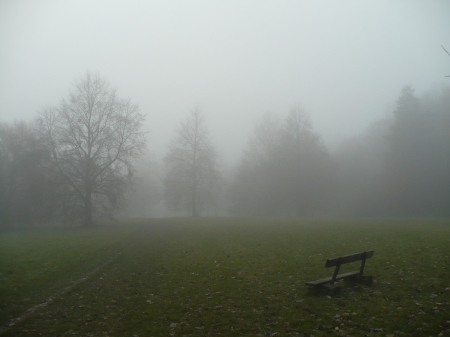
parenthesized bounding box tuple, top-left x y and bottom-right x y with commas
(0, 223, 133, 327)
(1, 218, 449, 336)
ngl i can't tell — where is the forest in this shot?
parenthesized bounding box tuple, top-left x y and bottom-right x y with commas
(1, 74, 450, 228)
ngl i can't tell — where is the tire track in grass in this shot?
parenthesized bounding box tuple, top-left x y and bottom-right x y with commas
(0, 254, 120, 335)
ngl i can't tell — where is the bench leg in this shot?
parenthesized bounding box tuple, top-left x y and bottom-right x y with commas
(359, 254, 367, 277)
(330, 261, 341, 285)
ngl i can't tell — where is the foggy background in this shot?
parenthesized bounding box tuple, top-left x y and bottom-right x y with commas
(2, 1, 449, 162)
(1, 1, 450, 221)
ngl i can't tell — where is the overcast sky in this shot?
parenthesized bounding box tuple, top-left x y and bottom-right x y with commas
(1, 0, 449, 165)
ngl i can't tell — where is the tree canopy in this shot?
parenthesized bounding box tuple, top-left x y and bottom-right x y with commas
(229, 106, 334, 216)
(163, 107, 220, 216)
(38, 73, 146, 226)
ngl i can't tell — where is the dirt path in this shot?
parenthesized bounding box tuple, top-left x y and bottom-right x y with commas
(0, 254, 119, 335)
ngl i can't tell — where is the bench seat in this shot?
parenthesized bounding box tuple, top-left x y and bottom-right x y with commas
(306, 271, 360, 286)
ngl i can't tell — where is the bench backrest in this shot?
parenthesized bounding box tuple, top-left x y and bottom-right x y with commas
(325, 251, 374, 268)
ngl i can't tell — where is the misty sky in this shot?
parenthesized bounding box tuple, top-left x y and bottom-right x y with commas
(1, 1, 449, 164)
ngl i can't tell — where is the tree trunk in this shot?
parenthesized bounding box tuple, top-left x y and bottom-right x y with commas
(192, 171, 197, 217)
(192, 146, 198, 217)
(84, 184, 94, 227)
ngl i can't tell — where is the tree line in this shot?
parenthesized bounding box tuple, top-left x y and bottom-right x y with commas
(1, 73, 450, 228)
(331, 85, 450, 217)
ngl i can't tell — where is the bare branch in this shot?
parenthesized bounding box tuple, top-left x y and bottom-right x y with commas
(442, 45, 450, 77)
(163, 107, 220, 216)
(39, 73, 146, 226)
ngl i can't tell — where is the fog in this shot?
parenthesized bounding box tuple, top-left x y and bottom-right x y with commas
(1, 1, 450, 222)
(1, 1, 449, 162)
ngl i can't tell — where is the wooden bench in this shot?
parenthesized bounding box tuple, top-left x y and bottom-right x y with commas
(306, 251, 374, 289)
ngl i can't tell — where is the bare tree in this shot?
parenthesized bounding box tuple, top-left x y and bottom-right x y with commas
(38, 73, 146, 226)
(164, 106, 220, 216)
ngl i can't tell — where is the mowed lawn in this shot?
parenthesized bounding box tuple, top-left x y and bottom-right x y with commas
(0, 218, 449, 337)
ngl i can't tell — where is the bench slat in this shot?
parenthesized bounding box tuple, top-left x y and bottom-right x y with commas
(306, 271, 360, 286)
(325, 250, 374, 268)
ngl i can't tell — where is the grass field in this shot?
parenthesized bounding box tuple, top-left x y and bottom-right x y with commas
(0, 218, 449, 337)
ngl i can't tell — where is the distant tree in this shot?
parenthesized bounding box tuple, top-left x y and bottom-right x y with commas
(383, 85, 450, 216)
(229, 106, 334, 216)
(0, 121, 55, 227)
(163, 106, 220, 216)
(247, 112, 281, 164)
(228, 113, 281, 215)
(331, 117, 392, 216)
(38, 73, 146, 226)
(275, 106, 335, 215)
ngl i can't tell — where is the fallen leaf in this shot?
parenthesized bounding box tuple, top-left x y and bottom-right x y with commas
(369, 328, 383, 332)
